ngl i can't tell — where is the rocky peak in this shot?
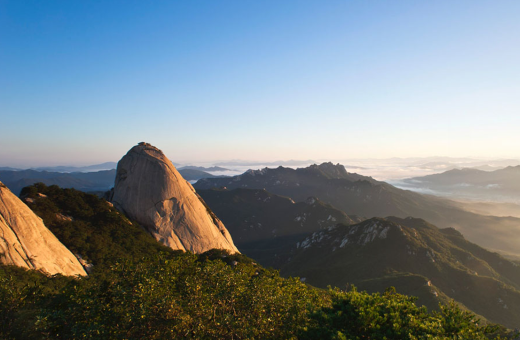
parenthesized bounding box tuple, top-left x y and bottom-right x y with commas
(110, 143, 239, 254)
(296, 218, 402, 250)
(0, 181, 86, 276)
(308, 162, 349, 179)
(243, 168, 268, 177)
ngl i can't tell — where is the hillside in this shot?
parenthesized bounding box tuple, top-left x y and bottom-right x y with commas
(0, 182, 85, 276)
(3, 251, 509, 339)
(196, 184, 520, 328)
(194, 162, 520, 257)
(198, 188, 362, 267)
(20, 183, 173, 272)
(282, 216, 520, 329)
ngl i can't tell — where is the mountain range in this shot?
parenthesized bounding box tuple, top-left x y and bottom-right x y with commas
(178, 165, 230, 172)
(0, 169, 117, 195)
(398, 166, 520, 203)
(30, 162, 118, 173)
(175, 169, 226, 181)
(194, 162, 520, 258)
(214, 159, 316, 167)
(0, 168, 219, 195)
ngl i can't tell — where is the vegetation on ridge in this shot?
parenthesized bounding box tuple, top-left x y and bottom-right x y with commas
(20, 183, 172, 272)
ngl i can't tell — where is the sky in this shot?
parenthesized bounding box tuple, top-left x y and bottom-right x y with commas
(1, 1, 519, 167)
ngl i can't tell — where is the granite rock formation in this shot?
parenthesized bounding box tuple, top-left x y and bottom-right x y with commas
(0, 181, 86, 276)
(110, 143, 238, 253)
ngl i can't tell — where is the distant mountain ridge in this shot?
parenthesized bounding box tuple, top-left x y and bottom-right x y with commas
(177, 169, 227, 181)
(214, 159, 316, 167)
(398, 166, 520, 203)
(0, 167, 212, 196)
(32, 162, 118, 173)
(194, 162, 520, 257)
(0, 169, 117, 195)
(178, 166, 230, 172)
(0, 167, 22, 171)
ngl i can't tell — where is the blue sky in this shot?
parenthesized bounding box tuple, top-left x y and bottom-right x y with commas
(1, 1, 519, 166)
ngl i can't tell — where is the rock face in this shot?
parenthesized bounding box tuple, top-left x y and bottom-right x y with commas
(0, 181, 86, 276)
(110, 143, 238, 253)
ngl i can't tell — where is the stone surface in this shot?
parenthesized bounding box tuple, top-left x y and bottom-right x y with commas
(111, 143, 238, 253)
(0, 181, 87, 276)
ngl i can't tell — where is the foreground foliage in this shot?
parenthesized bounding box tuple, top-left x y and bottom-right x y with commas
(1, 253, 321, 339)
(303, 287, 505, 340)
(1, 254, 515, 339)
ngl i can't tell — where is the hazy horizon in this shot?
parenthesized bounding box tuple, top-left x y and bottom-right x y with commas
(3, 153, 519, 183)
(2, 1, 519, 166)
(1, 153, 518, 168)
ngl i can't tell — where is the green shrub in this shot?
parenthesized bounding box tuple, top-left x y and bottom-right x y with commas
(300, 286, 502, 340)
(34, 254, 323, 339)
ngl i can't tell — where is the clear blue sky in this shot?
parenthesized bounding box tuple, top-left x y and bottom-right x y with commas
(1, 1, 519, 166)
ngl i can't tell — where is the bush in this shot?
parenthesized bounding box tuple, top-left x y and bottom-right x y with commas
(34, 253, 323, 339)
(300, 286, 502, 340)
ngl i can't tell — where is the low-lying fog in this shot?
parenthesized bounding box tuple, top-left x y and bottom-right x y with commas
(184, 156, 519, 181)
(186, 157, 520, 218)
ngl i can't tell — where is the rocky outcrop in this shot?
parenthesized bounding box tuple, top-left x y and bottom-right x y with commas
(110, 143, 238, 253)
(0, 181, 86, 276)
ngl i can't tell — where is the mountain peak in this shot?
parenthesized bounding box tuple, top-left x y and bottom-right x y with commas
(500, 165, 520, 172)
(111, 143, 239, 254)
(307, 162, 349, 179)
(130, 142, 168, 163)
